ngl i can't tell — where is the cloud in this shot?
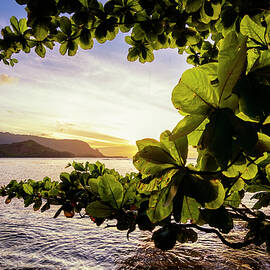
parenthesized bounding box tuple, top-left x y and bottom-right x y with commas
(55, 123, 129, 145)
(0, 74, 18, 85)
(98, 144, 137, 158)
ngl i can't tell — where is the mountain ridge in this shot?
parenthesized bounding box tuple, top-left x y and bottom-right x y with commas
(0, 132, 104, 157)
(0, 140, 75, 157)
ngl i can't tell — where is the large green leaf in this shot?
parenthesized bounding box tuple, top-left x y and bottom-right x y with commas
(223, 160, 258, 180)
(255, 133, 270, 154)
(86, 178, 99, 195)
(184, 0, 203, 13)
(251, 50, 270, 72)
(172, 66, 219, 115)
(187, 118, 209, 146)
(160, 130, 188, 166)
(181, 196, 200, 223)
(136, 138, 161, 151)
(10, 16, 20, 34)
(133, 146, 177, 175)
(86, 201, 114, 218)
(225, 191, 242, 208)
(23, 183, 34, 195)
(147, 187, 173, 223)
(98, 174, 123, 209)
(172, 114, 206, 139)
(218, 32, 247, 106)
(205, 180, 225, 209)
(240, 15, 266, 45)
(199, 110, 233, 169)
(137, 169, 179, 193)
(60, 16, 72, 36)
(79, 28, 93, 50)
(33, 22, 48, 41)
(236, 76, 270, 121)
(35, 44, 46, 58)
(18, 18, 27, 33)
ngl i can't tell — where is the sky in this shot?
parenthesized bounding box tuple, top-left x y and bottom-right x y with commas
(0, 1, 191, 157)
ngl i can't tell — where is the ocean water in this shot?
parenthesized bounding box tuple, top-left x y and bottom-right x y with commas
(0, 158, 269, 270)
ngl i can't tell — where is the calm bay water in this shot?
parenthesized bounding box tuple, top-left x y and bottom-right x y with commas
(0, 158, 269, 270)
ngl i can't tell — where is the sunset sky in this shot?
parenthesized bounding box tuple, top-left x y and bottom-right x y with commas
(0, 1, 190, 157)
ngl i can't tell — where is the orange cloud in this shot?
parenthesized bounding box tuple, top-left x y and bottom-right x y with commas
(98, 144, 138, 158)
(55, 124, 129, 145)
(0, 74, 18, 85)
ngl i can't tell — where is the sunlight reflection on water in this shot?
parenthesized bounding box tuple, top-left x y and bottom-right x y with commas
(0, 158, 269, 270)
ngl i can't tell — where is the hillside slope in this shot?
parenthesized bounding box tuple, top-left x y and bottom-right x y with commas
(0, 132, 104, 157)
(0, 140, 75, 157)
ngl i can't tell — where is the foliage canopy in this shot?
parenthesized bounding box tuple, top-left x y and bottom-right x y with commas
(1, 0, 270, 254)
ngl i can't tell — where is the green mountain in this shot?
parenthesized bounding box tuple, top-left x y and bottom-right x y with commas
(0, 140, 75, 157)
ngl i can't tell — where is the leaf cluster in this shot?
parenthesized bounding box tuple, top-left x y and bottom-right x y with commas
(1, 0, 270, 254)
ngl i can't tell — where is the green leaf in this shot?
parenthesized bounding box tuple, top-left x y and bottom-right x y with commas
(54, 206, 63, 218)
(266, 164, 270, 183)
(127, 47, 139, 62)
(164, 170, 186, 206)
(160, 130, 188, 166)
(255, 133, 270, 154)
(133, 146, 177, 175)
(181, 196, 200, 223)
(185, 0, 203, 13)
(251, 50, 270, 72)
(79, 28, 93, 50)
(137, 168, 179, 193)
(218, 32, 247, 105)
(60, 16, 72, 36)
(86, 201, 114, 218)
(60, 42, 68, 55)
(147, 187, 173, 223)
(85, 178, 99, 195)
(60, 172, 70, 183)
(35, 44, 46, 58)
(199, 110, 233, 169)
(172, 65, 218, 115)
(172, 114, 206, 139)
(197, 150, 219, 172)
(41, 202, 50, 212)
(98, 174, 123, 209)
(67, 40, 78, 56)
(10, 16, 20, 34)
(136, 138, 161, 151)
(240, 15, 266, 45)
(241, 163, 258, 180)
(251, 192, 270, 209)
(23, 183, 34, 195)
(33, 22, 48, 41)
(225, 191, 242, 208)
(187, 118, 209, 146)
(205, 180, 225, 209)
(19, 18, 27, 33)
(72, 161, 85, 171)
(246, 184, 270, 193)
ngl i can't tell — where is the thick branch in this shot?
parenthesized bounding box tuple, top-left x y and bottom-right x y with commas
(180, 224, 255, 249)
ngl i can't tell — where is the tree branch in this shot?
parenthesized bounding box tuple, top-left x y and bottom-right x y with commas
(180, 224, 255, 249)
